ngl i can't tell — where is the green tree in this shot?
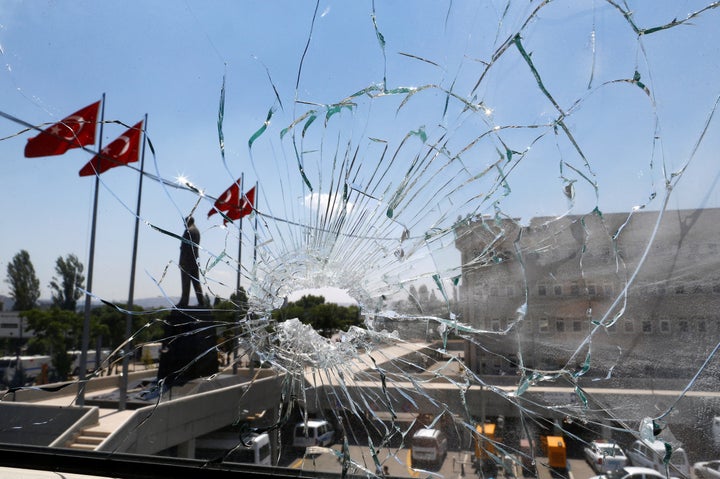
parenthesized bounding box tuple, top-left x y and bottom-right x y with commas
(407, 285, 423, 313)
(49, 254, 85, 311)
(90, 303, 158, 353)
(272, 295, 361, 337)
(213, 287, 250, 323)
(6, 250, 40, 311)
(418, 284, 429, 304)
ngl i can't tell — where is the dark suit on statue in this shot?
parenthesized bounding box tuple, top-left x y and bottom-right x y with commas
(178, 216, 204, 307)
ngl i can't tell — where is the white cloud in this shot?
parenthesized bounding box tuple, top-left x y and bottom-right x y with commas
(303, 192, 353, 215)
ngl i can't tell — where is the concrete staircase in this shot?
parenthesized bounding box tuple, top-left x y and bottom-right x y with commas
(66, 427, 111, 451)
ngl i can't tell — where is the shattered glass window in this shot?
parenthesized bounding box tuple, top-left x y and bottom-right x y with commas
(1, 1, 719, 478)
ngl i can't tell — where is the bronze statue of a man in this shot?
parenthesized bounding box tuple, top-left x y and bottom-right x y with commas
(178, 215, 204, 307)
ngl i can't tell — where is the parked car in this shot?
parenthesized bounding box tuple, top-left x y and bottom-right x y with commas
(626, 439, 690, 478)
(693, 460, 720, 479)
(293, 420, 335, 449)
(585, 440, 629, 473)
(590, 466, 680, 479)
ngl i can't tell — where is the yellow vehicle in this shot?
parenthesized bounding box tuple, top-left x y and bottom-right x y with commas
(474, 422, 497, 461)
(541, 435, 566, 469)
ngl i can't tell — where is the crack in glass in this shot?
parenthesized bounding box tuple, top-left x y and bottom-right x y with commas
(1, 1, 720, 478)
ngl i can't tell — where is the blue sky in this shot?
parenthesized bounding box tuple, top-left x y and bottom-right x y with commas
(0, 1, 718, 306)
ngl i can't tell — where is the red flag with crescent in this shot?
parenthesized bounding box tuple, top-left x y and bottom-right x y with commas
(24, 101, 101, 158)
(208, 178, 241, 218)
(209, 181, 255, 224)
(78, 121, 143, 176)
(223, 186, 255, 224)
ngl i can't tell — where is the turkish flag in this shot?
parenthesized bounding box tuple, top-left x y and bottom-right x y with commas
(208, 178, 241, 218)
(223, 186, 256, 224)
(24, 101, 101, 157)
(78, 121, 143, 176)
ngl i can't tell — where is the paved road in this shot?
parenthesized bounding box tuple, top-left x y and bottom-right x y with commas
(288, 446, 473, 478)
(284, 445, 599, 479)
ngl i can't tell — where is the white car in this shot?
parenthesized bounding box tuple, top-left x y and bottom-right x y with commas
(626, 439, 690, 478)
(585, 440, 628, 473)
(693, 461, 720, 479)
(590, 466, 679, 479)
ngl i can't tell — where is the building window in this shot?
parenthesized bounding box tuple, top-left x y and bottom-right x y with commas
(556, 319, 565, 333)
(678, 320, 688, 333)
(539, 318, 548, 333)
(624, 320, 634, 333)
(587, 284, 596, 296)
(506, 286, 514, 296)
(660, 320, 670, 333)
(693, 284, 703, 294)
(714, 284, 720, 294)
(538, 285, 546, 296)
(570, 284, 580, 296)
(698, 320, 707, 333)
(675, 284, 685, 294)
(0, 323, 18, 329)
(573, 320, 582, 332)
(554, 285, 562, 296)
(642, 320, 652, 333)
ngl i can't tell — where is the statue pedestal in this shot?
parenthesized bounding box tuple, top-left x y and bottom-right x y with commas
(157, 309, 218, 388)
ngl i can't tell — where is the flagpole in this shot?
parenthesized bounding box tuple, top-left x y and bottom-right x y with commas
(236, 172, 244, 297)
(77, 93, 106, 407)
(119, 114, 147, 411)
(232, 173, 244, 375)
(253, 181, 258, 266)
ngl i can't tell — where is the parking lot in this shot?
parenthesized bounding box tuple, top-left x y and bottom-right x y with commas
(283, 444, 604, 479)
(264, 411, 709, 479)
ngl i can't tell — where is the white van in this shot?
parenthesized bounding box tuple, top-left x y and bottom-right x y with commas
(196, 432, 271, 465)
(69, 349, 110, 376)
(226, 432, 271, 465)
(293, 420, 335, 449)
(0, 355, 52, 385)
(626, 439, 690, 478)
(411, 428, 448, 467)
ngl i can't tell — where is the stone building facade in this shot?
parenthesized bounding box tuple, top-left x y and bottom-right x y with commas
(454, 208, 720, 383)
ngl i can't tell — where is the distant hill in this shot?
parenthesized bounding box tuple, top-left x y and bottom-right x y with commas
(132, 297, 179, 309)
(0, 295, 54, 312)
(0, 294, 177, 312)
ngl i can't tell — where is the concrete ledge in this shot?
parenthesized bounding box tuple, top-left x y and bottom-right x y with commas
(0, 403, 95, 447)
(49, 406, 100, 448)
(5, 370, 157, 403)
(99, 372, 285, 455)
